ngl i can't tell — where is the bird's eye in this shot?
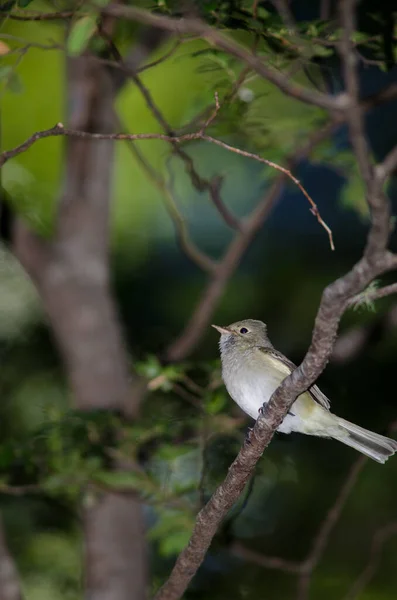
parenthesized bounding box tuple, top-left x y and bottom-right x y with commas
(240, 327, 248, 334)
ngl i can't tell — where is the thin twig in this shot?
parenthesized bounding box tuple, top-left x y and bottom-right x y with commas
(342, 521, 397, 600)
(97, 29, 243, 234)
(119, 120, 216, 273)
(0, 123, 331, 248)
(338, 0, 373, 188)
(231, 541, 302, 574)
(348, 282, 397, 307)
(138, 40, 182, 73)
(200, 134, 334, 250)
(296, 456, 366, 600)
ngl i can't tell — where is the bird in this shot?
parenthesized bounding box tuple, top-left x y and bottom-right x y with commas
(212, 319, 397, 464)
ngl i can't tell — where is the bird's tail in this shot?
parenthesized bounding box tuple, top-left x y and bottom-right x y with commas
(333, 417, 397, 464)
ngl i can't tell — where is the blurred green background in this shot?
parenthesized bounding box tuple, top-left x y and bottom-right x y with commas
(1, 2, 397, 599)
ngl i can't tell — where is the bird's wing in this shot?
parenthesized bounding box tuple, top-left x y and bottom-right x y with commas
(258, 347, 331, 410)
(308, 383, 330, 410)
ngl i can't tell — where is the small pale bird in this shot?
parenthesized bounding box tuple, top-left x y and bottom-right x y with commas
(213, 319, 397, 464)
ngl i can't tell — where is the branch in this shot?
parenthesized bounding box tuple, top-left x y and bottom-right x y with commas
(138, 40, 182, 74)
(343, 521, 397, 600)
(100, 32, 243, 234)
(153, 5, 397, 598)
(102, 4, 347, 112)
(0, 125, 333, 249)
(230, 456, 365, 590)
(201, 134, 334, 250)
(296, 456, 366, 600)
(231, 542, 302, 574)
(164, 120, 339, 362)
(120, 121, 216, 273)
(348, 282, 397, 308)
(338, 0, 373, 188)
(164, 177, 284, 363)
(232, 456, 396, 600)
(156, 238, 397, 600)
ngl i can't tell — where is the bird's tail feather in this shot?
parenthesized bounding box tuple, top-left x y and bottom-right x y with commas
(333, 417, 397, 464)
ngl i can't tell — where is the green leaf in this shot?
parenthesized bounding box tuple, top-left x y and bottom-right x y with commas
(0, 66, 12, 80)
(160, 530, 191, 556)
(67, 15, 98, 57)
(350, 280, 380, 312)
(8, 72, 23, 94)
(312, 44, 334, 58)
(204, 391, 227, 415)
(136, 355, 162, 379)
(351, 31, 372, 44)
(17, 0, 35, 6)
(94, 470, 143, 489)
(94, 470, 156, 496)
(155, 444, 193, 462)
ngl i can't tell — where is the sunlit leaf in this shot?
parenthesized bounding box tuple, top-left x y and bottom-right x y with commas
(67, 14, 98, 57)
(0, 65, 12, 79)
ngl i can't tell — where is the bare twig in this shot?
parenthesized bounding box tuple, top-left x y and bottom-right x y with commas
(338, 0, 373, 188)
(231, 541, 302, 574)
(348, 282, 397, 307)
(121, 124, 216, 273)
(225, 457, 366, 596)
(107, 39, 242, 233)
(231, 427, 396, 598)
(296, 456, 366, 600)
(138, 40, 182, 73)
(343, 521, 397, 599)
(201, 134, 334, 250)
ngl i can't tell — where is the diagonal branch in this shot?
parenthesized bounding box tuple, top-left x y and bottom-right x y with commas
(153, 4, 397, 598)
(97, 29, 243, 234)
(343, 521, 397, 600)
(200, 134, 334, 250)
(230, 455, 365, 593)
(121, 123, 216, 273)
(154, 162, 397, 600)
(295, 456, 366, 600)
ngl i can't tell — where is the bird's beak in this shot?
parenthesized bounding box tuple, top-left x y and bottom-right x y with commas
(211, 324, 232, 335)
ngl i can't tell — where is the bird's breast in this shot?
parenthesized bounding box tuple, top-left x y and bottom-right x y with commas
(222, 355, 285, 420)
